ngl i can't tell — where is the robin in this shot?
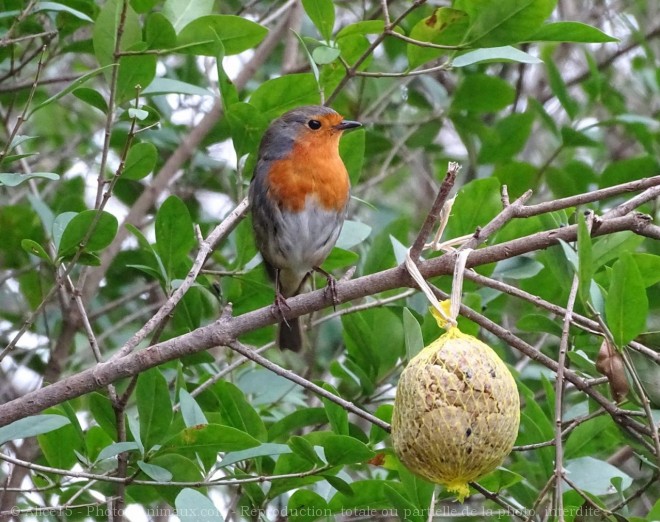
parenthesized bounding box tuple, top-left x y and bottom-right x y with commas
(249, 105, 361, 351)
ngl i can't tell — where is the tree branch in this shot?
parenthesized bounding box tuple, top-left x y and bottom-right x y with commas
(0, 211, 654, 426)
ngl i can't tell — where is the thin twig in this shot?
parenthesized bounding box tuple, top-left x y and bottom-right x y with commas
(552, 273, 579, 520)
(409, 163, 460, 260)
(0, 451, 330, 487)
(110, 198, 249, 360)
(227, 341, 391, 431)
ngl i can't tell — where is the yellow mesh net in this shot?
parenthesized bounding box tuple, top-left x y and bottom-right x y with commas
(391, 307, 520, 502)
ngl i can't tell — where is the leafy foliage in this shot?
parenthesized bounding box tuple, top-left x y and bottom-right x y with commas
(1, 0, 659, 521)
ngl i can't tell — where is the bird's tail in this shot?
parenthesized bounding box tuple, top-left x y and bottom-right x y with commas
(278, 318, 302, 351)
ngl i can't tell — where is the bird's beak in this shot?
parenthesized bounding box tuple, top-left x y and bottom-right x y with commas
(335, 120, 361, 131)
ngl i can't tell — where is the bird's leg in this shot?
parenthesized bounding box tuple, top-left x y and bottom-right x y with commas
(273, 269, 291, 325)
(313, 266, 339, 309)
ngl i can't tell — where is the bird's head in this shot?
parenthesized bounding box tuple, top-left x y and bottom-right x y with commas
(258, 105, 361, 160)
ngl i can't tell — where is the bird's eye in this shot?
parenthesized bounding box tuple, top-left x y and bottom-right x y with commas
(308, 119, 322, 130)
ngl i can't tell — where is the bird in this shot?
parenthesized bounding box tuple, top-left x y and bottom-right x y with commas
(249, 105, 361, 351)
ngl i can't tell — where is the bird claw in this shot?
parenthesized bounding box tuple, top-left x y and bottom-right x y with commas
(324, 277, 339, 310)
(314, 266, 339, 310)
(272, 292, 291, 325)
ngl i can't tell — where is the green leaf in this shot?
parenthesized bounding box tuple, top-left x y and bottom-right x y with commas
(453, 45, 542, 67)
(302, 0, 335, 41)
(383, 484, 422, 522)
(96, 441, 142, 462)
(142, 78, 212, 97)
(137, 368, 173, 450)
(592, 231, 644, 269)
(116, 50, 157, 103)
(288, 490, 329, 522)
(492, 256, 543, 279)
(162, 424, 261, 457)
(52, 212, 77, 253)
(268, 408, 328, 441)
(226, 102, 269, 158)
(176, 489, 224, 521)
(57, 210, 118, 257)
(632, 253, 660, 288)
(215, 41, 239, 109)
(628, 349, 660, 408)
(577, 212, 593, 306)
(145, 12, 177, 49)
(177, 15, 268, 56)
(155, 195, 195, 279)
(213, 381, 267, 441)
(137, 460, 173, 481)
(336, 220, 370, 251)
(606, 253, 648, 348)
(178, 389, 208, 428)
(600, 156, 659, 188)
(369, 405, 392, 445)
(123, 142, 158, 181)
(560, 127, 599, 148)
(73, 87, 108, 113)
(27, 66, 113, 118)
(543, 46, 578, 119)
(291, 29, 320, 83)
(456, 0, 556, 47)
(339, 128, 365, 185)
(529, 22, 618, 43)
(133, 454, 202, 504)
(446, 177, 501, 238)
(564, 457, 632, 495)
(477, 467, 524, 491)
(343, 308, 405, 380)
(37, 414, 82, 469)
(0, 172, 60, 187)
(321, 383, 349, 436)
(322, 435, 375, 465)
(312, 45, 341, 64)
(0, 415, 70, 446)
(329, 479, 405, 513)
(163, 0, 214, 33)
(21, 239, 51, 263)
(403, 308, 424, 360)
(395, 457, 435, 512)
(93, 0, 141, 69)
(36, 1, 93, 22)
(131, 0, 160, 14)
(452, 74, 516, 112)
(479, 111, 535, 163)
(517, 314, 563, 337)
(249, 74, 320, 119)
(407, 8, 468, 68)
(220, 443, 292, 468)
(337, 20, 386, 39)
(127, 107, 149, 120)
(564, 416, 619, 459)
(89, 392, 117, 438)
(288, 436, 324, 465)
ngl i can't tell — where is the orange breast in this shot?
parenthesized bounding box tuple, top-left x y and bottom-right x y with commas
(266, 137, 350, 213)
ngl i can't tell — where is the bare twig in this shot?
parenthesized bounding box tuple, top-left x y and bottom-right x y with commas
(227, 341, 391, 432)
(552, 273, 579, 520)
(0, 450, 330, 487)
(409, 163, 460, 260)
(110, 198, 249, 360)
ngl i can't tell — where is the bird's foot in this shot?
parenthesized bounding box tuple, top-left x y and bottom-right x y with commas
(272, 291, 291, 325)
(314, 266, 339, 310)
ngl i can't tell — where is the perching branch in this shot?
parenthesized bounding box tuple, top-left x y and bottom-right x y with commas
(0, 207, 655, 426)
